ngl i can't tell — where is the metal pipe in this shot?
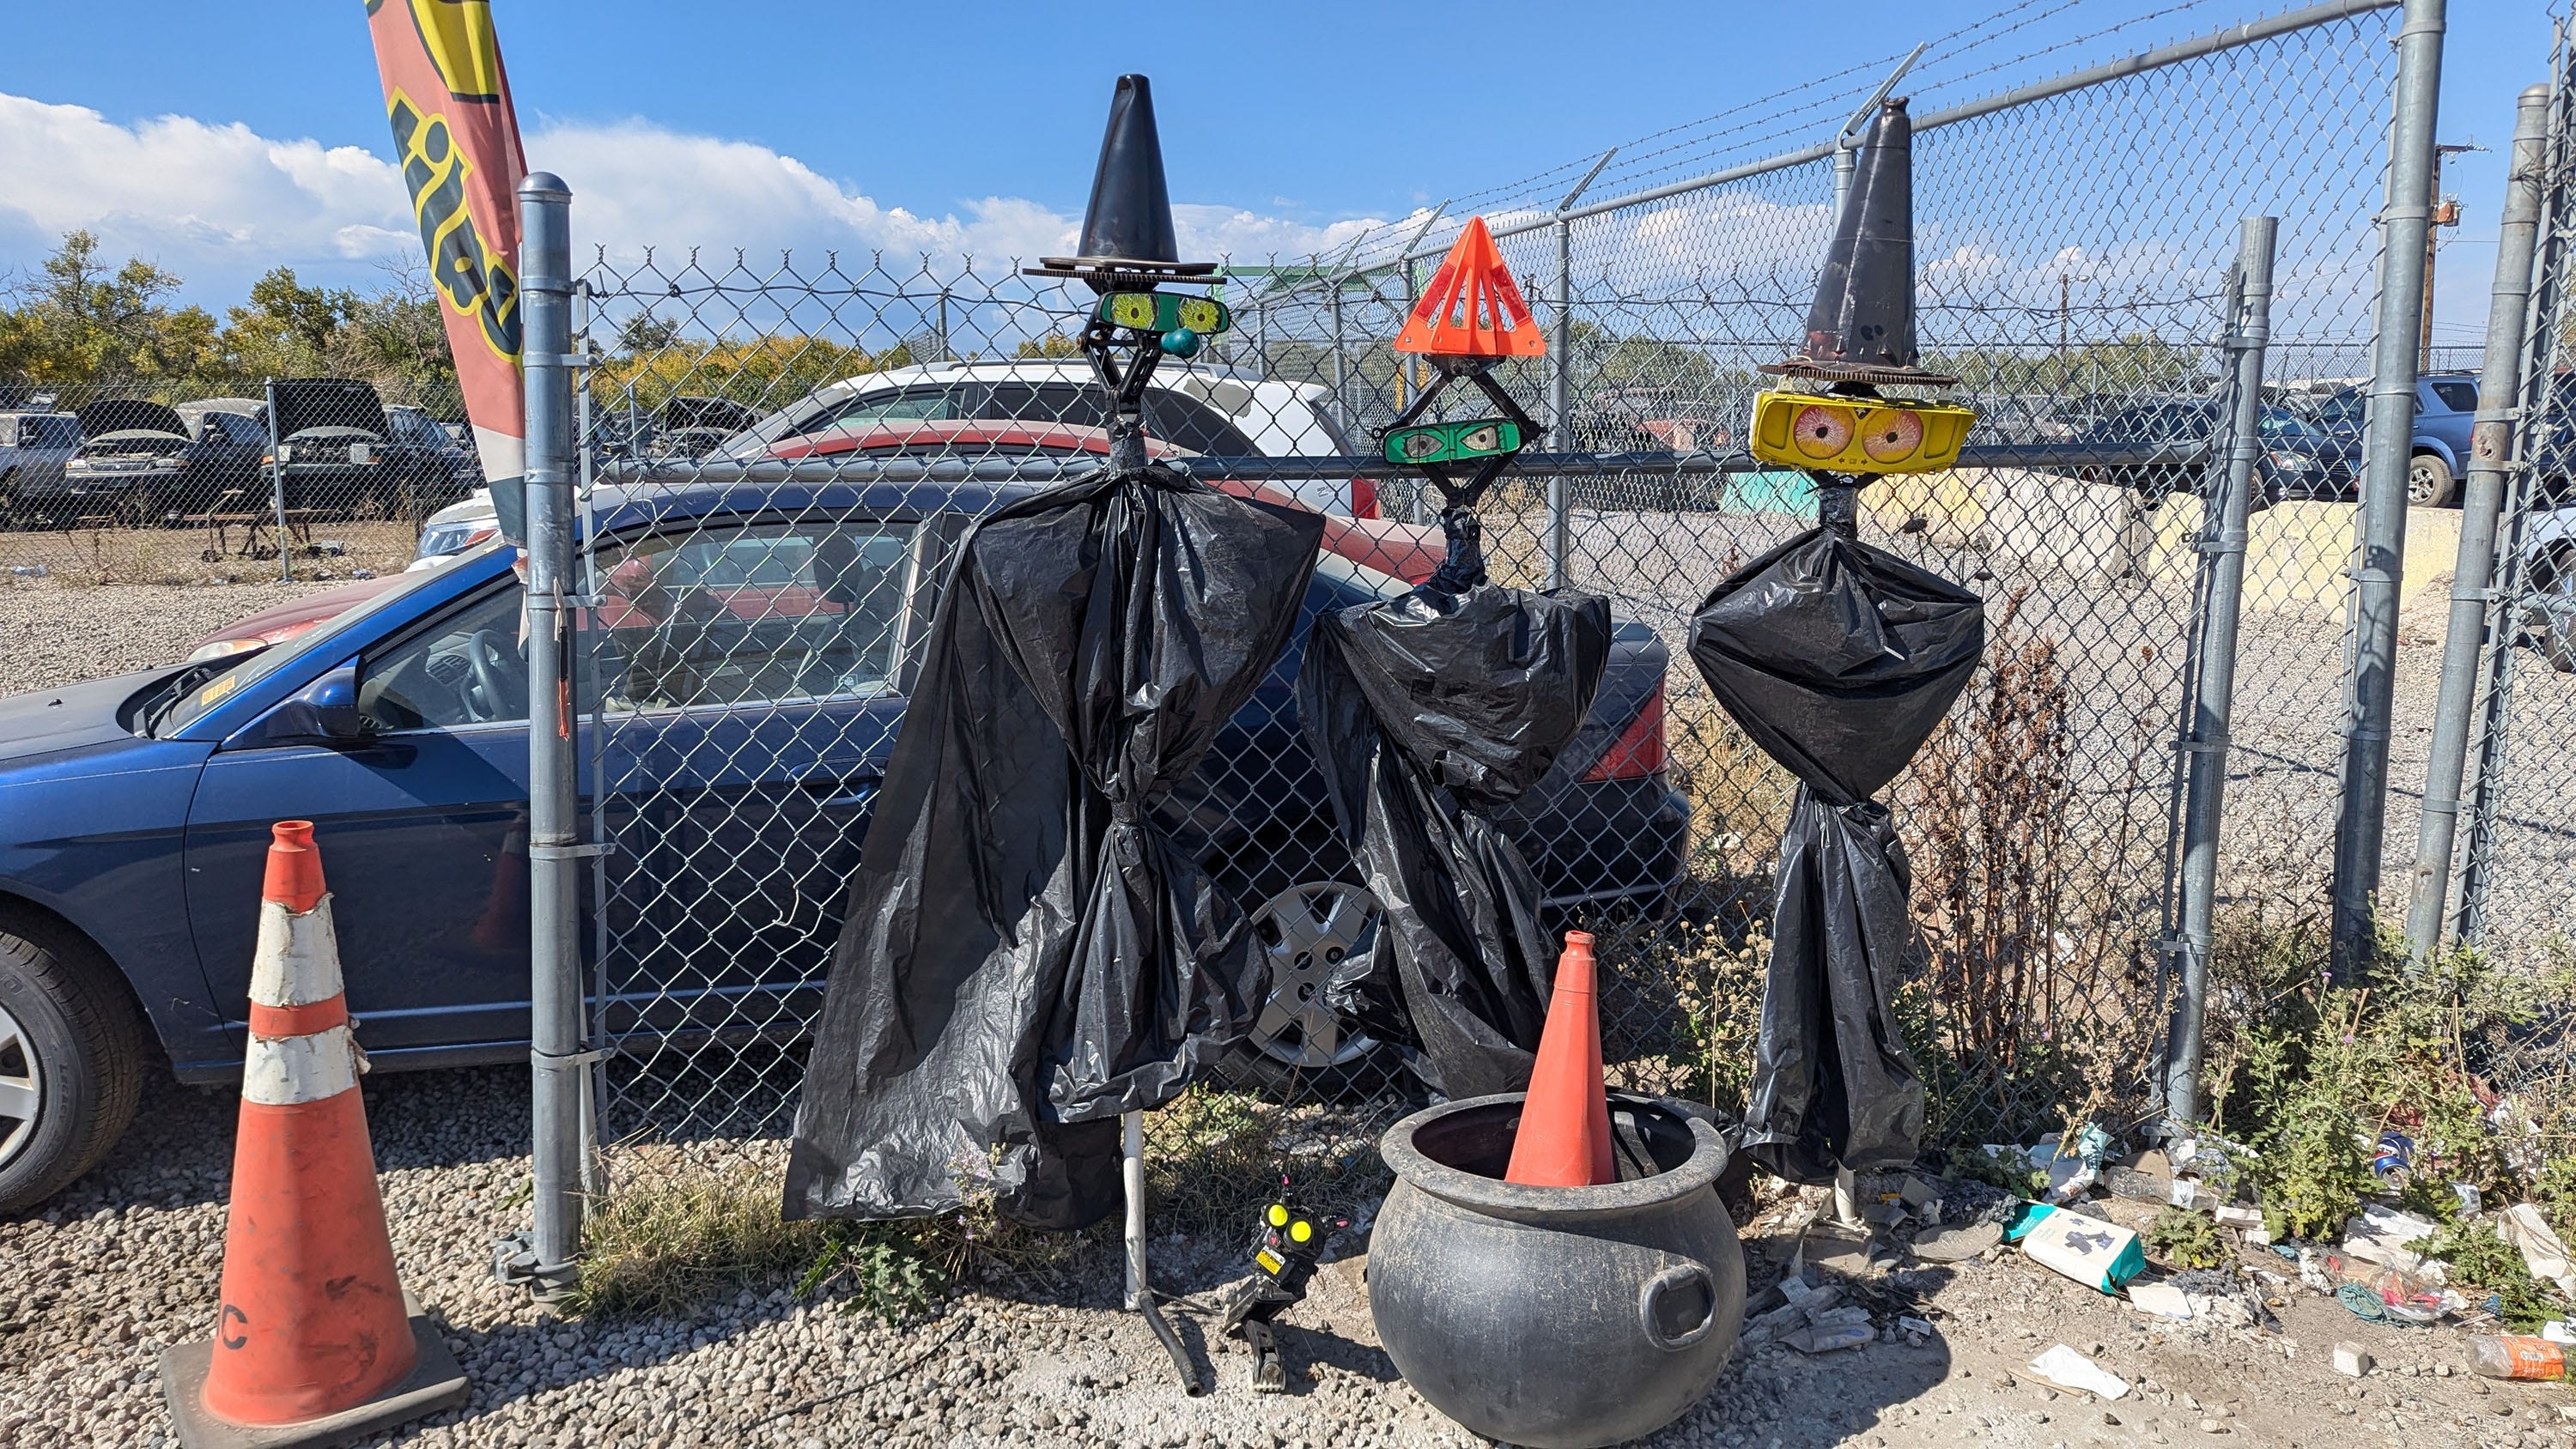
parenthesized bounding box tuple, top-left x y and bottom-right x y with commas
(605, 440, 2202, 490)
(2166, 215, 2277, 1129)
(1549, 215, 1574, 589)
(1329, 288, 1350, 435)
(2332, 0, 2445, 978)
(2404, 83, 2551, 963)
(518, 171, 585, 1293)
(263, 378, 289, 583)
(1834, 43, 1929, 219)
(1471, 0, 2402, 240)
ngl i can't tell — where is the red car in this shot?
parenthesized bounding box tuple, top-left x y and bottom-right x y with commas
(186, 423, 1443, 659)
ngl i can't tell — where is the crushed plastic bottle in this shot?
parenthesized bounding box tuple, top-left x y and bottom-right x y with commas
(2466, 1335, 2568, 1381)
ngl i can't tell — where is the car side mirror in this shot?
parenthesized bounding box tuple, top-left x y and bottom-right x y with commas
(245, 664, 374, 749)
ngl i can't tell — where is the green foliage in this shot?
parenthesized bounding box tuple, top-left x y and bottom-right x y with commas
(2146, 1207, 2231, 1270)
(2202, 914, 2574, 1246)
(2410, 1222, 2561, 1331)
(798, 1222, 945, 1327)
(0, 233, 462, 412)
(1943, 1143, 2046, 1199)
(571, 1160, 830, 1319)
(1014, 331, 1084, 359)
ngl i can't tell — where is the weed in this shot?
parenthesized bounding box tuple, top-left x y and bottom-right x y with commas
(2145, 1207, 2231, 1270)
(571, 1159, 829, 1319)
(2410, 1222, 2562, 1331)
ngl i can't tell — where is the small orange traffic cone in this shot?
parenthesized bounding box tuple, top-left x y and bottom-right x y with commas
(160, 822, 468, 1449)
(1505, 931, 1615, 1187)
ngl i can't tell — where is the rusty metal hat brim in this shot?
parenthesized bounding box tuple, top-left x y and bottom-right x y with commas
(1758, 357, 1959, 387)
(1024, 256, 1224, 283)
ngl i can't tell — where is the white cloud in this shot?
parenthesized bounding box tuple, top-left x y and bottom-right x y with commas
(0, 93, 1393, 304)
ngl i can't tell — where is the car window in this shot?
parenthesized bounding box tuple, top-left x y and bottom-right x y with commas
(2429, 380, 2478, 414)
(31, 415, 80, 448)
(358, 582, 531, 731)
(1144, 388, 1261, 455)
(811, 387, 960, 433)
(592, 516, 920, 712)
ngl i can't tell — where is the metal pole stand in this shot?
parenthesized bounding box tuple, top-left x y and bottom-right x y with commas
(1123, 1111, 1205, 1395)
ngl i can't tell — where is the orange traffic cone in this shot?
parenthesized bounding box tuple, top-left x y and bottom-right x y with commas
(1504, 931, 1615, 1187)
(160, 822, 468, 1449)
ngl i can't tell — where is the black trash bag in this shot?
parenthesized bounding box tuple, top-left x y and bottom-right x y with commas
(1686, 526, 1983, 1182)
(1297, 536, 1611, 1099)
(785, 462, 1324, 1228)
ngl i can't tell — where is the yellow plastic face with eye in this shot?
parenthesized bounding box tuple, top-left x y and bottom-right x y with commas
(1747, 391, 1975, 475)
(1099, 291, 1233, 336)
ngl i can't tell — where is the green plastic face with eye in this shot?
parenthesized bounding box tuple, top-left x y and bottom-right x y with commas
(1382, 417, 1525, 466)
(1098, 291, 1232, 336)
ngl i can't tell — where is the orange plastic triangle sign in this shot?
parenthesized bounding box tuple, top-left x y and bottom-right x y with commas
(1394, 216, 1546, 358)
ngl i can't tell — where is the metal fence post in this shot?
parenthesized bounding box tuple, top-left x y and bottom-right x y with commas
(1328, 288, 1350, 435)
(1549, 216, 1574, 590)
(506, 171, 586, 1296)
(2404, 82, 2552, 962)
(2166, 215, 2277, 1129)
(2331, 0, 2445, 977)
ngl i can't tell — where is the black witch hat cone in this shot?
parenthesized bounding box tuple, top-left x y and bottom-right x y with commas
(1763, 98, 1953, 386)
(1031, 75, 1219, 286)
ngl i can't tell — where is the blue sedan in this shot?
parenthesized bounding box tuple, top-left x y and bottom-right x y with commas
(0, 477, 1687, 1209)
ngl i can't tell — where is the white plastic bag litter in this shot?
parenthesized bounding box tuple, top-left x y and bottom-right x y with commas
(2028, 1344, 2130, 1400)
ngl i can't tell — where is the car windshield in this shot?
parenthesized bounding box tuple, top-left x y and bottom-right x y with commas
(2257, 408, 2326, 440)
(151, 543, 507, 735)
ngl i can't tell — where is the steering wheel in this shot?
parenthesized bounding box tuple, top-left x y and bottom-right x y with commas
(463, 629, 527, 722)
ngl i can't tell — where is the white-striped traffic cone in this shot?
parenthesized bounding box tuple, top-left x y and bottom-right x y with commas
(159, 821, 469, 1449)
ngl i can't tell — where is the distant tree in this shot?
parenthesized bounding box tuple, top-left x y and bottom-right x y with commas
(0, 230, 221, 386)
(1015, 331, 1084, 360)
(617, 313, 683, 356)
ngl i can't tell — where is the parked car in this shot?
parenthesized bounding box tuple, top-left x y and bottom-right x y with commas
(2075, 398, 2354, 502)
(402, 421, 1449, 582)
(268, 378, 473, 521)
(2519, 500, 2576, 672)
(0, 476, 1684, 1208)
(388, 404, 483, 495)
(2310, 373, 2479, 506)
(705, 359, 1373, 516)
(0, 410, 82, 525)
(55, 398, 265, 526)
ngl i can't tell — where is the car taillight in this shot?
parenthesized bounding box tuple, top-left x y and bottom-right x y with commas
(1351, 476, 1378, 519)
(1583, 686, 1668, 781)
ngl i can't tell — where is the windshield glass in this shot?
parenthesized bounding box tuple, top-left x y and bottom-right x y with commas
(155, 542, 507, 735)
(2258, 408, 2326, 440)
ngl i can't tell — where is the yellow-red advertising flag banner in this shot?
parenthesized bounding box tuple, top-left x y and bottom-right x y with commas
(364, 0, 530, 531)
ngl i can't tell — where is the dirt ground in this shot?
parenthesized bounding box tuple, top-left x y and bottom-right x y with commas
(2, 1066, 2570, 1447)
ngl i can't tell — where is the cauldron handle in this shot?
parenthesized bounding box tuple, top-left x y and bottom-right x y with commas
(1637, 1262, 1721, 1351)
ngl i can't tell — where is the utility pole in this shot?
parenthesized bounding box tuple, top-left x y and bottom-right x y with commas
(2420, 142, 2479, 371)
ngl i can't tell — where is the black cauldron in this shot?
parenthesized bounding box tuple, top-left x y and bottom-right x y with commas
(1370, 1092, 1747, 1448)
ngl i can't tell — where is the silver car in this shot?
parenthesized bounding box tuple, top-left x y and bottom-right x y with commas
(0, 411, 82, 523)
(2521, 502, 2576, 671)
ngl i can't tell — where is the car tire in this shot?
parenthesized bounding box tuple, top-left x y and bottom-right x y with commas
(2408, 452, 2458, 508)
(0, 916, 146, 1212)
(1212, 878, 1398, 1103)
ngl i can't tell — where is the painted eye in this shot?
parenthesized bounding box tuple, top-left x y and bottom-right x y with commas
(1862, 408, 1925, 463)
(1458, 423, 1501, 455)
(1109, 294, 1157, 329)
(1289, 1220, 1314, 1243)
(1791, 404, 1853, 459)
(1401, 430, 1444, 460)
(1267, 1203, 1290, 1227)
(1176, 297, 1223, 333)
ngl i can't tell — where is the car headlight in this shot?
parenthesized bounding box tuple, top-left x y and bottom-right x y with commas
(153, 455, 185, 470)
(271, 445, 292, 464)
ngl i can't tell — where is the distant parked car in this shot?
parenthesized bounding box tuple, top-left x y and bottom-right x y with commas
(2075, 398, 2354, 503)
(0, 410, 82, 525)
(269, 379, 472, 522)
(2522, 502, 2576, 673)
(387, 405, 483, 495)
(706, 359, 1374, 516)
(56, 398, 265, 526)
(2311, 373, 2479, 506)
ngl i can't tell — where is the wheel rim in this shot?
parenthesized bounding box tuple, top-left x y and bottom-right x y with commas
(0, 997, 41, 1170)
(1245, 881, 1381, 1071)
(2408, 459, 2440, 503)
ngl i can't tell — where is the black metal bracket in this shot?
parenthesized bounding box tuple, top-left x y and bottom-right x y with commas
(1377, 356, 1549, 589)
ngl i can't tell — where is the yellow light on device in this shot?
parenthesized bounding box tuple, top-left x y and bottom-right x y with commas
(1747, 391, 1975, 475)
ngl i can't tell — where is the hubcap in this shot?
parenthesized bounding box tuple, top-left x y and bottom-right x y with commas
(2408, 459, 2440, 503)
(1246, 881, 1382, 1071)
(0, 998, 40, 1170)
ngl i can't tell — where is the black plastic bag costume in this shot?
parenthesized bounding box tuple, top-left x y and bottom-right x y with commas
(1298, 516, 1610, 1098)
(1686, 529, 1981, 1181)
(785, 464, 1324, 1228)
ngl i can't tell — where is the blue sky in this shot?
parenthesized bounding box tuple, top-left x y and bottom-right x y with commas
(0, 1, 2558, 345)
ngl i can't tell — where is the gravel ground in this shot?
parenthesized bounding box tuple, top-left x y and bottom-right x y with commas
(0, 579, 358, 696)
(3, 1068, 2572, 1447)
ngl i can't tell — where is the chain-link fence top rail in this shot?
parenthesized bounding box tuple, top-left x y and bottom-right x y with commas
(0, 374, 471, 584)
(567, 3, 2411, 1207)
(2458, 19, 2576, 997)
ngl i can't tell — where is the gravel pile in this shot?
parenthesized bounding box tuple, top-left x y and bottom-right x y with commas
(0, 580, 349, 698)
(7, 1064, 2573, 1447)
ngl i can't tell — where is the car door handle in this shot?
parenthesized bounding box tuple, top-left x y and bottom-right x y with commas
(798, 776, 878, 809)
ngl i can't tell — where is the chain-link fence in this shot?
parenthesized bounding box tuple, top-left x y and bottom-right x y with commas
(2456, 26, 2576, 994)
(536, 0, 2435, 1230)
(0, 374, 471, 585)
